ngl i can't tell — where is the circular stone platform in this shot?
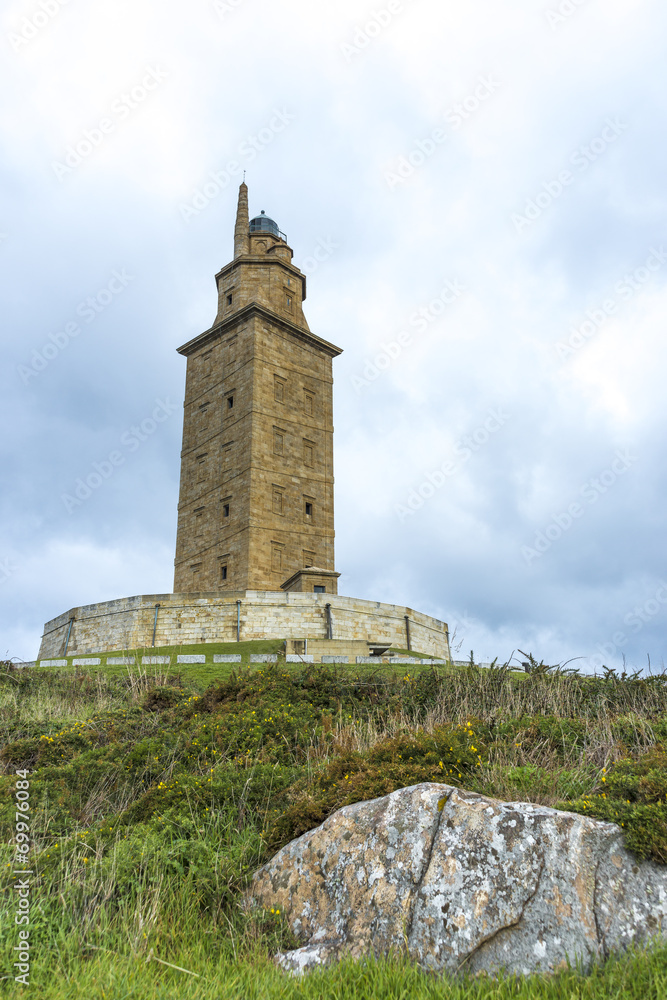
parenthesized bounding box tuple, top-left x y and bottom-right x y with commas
(38, 591, 451, 662)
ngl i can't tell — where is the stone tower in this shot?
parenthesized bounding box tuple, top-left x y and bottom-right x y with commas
(173, 183, 342, 595)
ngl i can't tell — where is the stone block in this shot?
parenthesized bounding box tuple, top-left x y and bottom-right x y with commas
(107, 658, 136, 666)
(72, 658, 101, 666)
(250, 653, 278, 663)
(213, 654, 242, 663)
(40, 659, 67, 667)
(286, 654, 314, 663)
(321, 656, 349, 663)
(142, 656, 170, 664)
(177, 655, 206, 664)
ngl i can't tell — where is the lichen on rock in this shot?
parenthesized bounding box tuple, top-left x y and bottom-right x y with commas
(247, 782, 667, 977)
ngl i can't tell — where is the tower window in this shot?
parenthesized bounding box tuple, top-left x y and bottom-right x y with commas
(305, 501, 313, 519)
(226, 294, 233, 305)
(314, 585, 326, 594)
(303, 549, 315, 568)
(286, 295, 292, 309)
(222, 502, 230, 518)
(227, 395, 234, 409)
(274, 428, 285, 456)
(271, 544, 284, 573)
(287, 278, 292, 287)
(303, 440, 314, 467)
(274, 376, 285, 402)
(304, 392, 314, 415)
(219, 553, 231, 582)
(272, 488, 284, 515)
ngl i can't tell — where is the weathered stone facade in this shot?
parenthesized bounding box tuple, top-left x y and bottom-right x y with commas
(37, 592, 451, 662)
(173, 183, 342, 594)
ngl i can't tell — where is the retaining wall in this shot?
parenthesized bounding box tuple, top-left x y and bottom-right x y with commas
(38, 591, 451, 661)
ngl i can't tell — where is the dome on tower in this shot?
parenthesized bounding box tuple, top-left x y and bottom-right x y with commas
(249, 210, 280, 237)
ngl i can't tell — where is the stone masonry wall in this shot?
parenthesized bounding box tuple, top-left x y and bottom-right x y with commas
(173, 216, 342, 596)
(38, 592, 450, 662)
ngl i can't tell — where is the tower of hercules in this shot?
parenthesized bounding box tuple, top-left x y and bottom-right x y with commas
(173, 183, 342, 596)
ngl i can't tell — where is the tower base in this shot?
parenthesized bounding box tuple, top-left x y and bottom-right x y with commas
(38, 591, 450, 662)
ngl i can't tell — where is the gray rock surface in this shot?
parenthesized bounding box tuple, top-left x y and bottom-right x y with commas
(248, 783, 667, 976)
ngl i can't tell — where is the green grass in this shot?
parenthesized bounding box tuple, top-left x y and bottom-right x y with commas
(3, 936, 667, 999)
(2, 659, 667, 997)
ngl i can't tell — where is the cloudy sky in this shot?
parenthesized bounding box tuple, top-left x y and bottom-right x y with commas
(2, 0, 667, 670)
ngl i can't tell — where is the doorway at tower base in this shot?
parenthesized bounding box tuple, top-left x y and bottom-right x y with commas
(37, 592, 451, 663)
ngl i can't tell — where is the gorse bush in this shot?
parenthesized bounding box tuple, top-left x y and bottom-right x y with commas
(2, 658, 667, 996)
(267, 722, 484, 849)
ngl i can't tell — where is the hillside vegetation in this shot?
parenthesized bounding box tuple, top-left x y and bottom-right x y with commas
(2, 656, 667, 998)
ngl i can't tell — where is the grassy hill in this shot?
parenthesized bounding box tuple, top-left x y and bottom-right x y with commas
(1, 655, 667, 998)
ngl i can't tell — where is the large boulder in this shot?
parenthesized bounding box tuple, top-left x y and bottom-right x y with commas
(248, 783, 667, 977)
